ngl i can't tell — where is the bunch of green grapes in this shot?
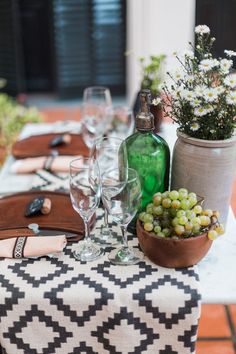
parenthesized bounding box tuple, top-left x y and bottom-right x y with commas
(138, 188, 224, 240)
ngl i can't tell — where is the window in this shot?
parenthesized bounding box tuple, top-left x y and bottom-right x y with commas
(0, 0, 127, 98)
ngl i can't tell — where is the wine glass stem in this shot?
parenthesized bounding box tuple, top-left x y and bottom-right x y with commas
(104, 208, 109, 227)
(121, 225, 128, 248)
(84, 218, 91, 243)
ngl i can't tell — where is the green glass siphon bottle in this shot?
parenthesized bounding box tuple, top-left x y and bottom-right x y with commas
(125, 89, 170, 211)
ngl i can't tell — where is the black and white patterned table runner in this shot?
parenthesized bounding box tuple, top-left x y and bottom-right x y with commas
(0, 172, 201, 354)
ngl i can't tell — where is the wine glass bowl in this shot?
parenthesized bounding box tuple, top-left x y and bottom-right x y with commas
(90, 136, 127, 245)
(108, 106, 134, 140)
(101, 167, 144, 265)
(70, 157, 103, 261)
(81, 86, 113, 148)
(83, 86, 112, 106)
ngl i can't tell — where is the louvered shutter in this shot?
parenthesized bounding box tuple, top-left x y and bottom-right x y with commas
(92, 0, 126, 93)
(0, 0, 25, 96)
(53, 0, 126, 98)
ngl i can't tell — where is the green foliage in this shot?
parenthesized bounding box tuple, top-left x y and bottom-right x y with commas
(0, 93, 41, 149)
(139, 55, 166, 97)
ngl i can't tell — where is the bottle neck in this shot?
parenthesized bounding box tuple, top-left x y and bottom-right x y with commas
(142, 102, 149, 114)
(136, 89, 154, 131)
(135, 111, 154, 132)
(136, 129, 153, 134)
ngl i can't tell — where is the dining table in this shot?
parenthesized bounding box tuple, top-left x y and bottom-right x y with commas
(0, 121, 235, 354)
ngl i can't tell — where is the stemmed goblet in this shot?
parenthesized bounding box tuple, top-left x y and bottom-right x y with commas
(69, 157, 103, 261)
(101, 167, 144, 265)
(81, 86, 113, 149)
(107, 106, 134, 140)
(90, 137, 127, 245)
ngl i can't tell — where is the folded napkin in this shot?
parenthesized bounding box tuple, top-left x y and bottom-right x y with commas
(10, 155, 82, 174)
(19, 121, 82, 140)
(0, 235, 67, 259)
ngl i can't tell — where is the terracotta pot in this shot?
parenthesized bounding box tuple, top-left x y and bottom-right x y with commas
(171, 130, 236, 224)
(0, 145, 7, 166)
(150, 103, 163, 133)
(136, 220, 212, 268)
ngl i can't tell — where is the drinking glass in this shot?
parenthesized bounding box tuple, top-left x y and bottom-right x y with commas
(108, 106, 135, 140)
(81, 86, 113, 148)
(102, 168, 144, 265)
(69, 157, 103, 261)
(90, 136, 127, 245)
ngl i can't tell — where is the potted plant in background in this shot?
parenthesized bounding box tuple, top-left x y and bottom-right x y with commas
(162, 25, 236, 224)
(133, 54, 166, 132)
(0, 80, 41, 164)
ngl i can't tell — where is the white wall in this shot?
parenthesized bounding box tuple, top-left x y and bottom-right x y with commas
(126, 0, 196, 105)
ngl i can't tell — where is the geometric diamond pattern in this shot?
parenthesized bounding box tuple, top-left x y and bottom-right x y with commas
(178, 324, 199, 353)
(31, 170, 69, 192)
(44, 274, 114, 325)
(3, 304, 72, 354)
(0, 147, 203, 353)
(160, 345, 178, 354)
(0, 212, 201, 354)
(8, 258, 73, 288)
(175, 267, 200, 282)
(91, 306, 159, 353)
(133, 274, 201, 329)
(91, 260, 158, 289)
(0, 275, 24, 317)
(67, 343, 95, 354)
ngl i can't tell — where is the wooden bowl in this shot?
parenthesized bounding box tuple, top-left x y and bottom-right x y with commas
(136, 220, 213, 268)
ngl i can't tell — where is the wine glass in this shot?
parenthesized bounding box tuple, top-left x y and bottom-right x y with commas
(69, 157, 103, 261)
(83, 86, 112, 105)
(108, 106, 135, 140)
(101, 167, 144, 265)
(81, 86, 113, 148)
(90, 136, 127, 245)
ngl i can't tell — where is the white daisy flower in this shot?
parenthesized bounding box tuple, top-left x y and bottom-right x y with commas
(215, 86, 225, 95)
(203, 88, 218, 102)
(223, 75, 236, 88)
(152, 97, 161, 106)
(173, 69, 185, 81)
(183, 50, 194, 59)
(220, 59, 233, 73)
(224, 50, 236, 57)
(205, 105, 214, 114)
(199, 59, 219, 72)
(190, 122, 200, 131)
(187, 75, 195, 84)
(194, 107, 208, 116)
(171, 89, 181, 100)
(226, 91, 236, 105)
(195, 25, 210, 35)
(180, 89, 195, 101)
(190, 98, 201, 107)
(195, 85, 206, 97)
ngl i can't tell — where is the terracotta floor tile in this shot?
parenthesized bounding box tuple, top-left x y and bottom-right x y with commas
(196, 341, 235, 354)
(198, 304, 231, 337)
(40, 108, 81, 123)
(228, 304, 236, 334)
